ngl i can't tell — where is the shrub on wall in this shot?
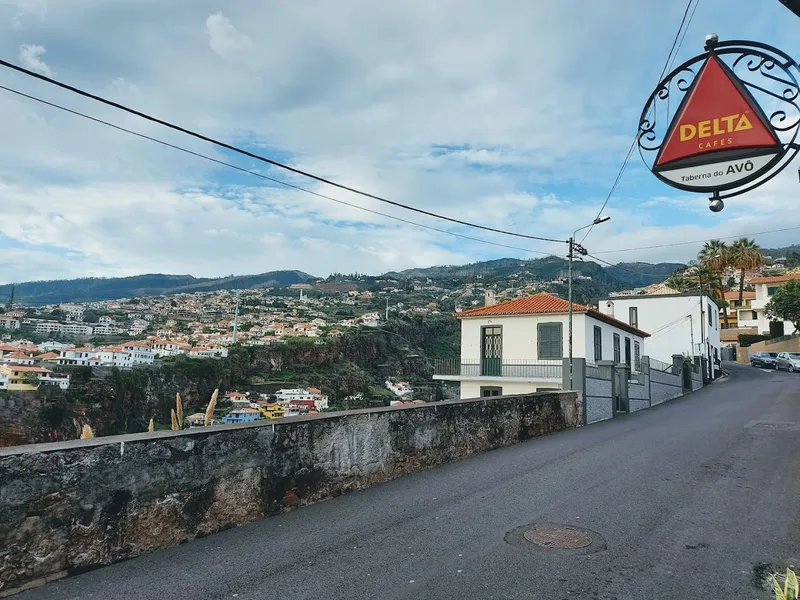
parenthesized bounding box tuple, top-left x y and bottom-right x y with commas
(738, 333, 769, 347)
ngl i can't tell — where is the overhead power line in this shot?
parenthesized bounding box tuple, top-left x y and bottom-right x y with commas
(0, 84, 557, 259)
(591, 226, 800, 254)
(580, 0, 699, 245)
(0, 58, 565, 244)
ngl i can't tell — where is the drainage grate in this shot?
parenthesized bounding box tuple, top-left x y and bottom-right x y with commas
(524, 525, 592, 549)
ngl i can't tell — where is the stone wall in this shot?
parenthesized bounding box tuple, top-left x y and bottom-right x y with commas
(0, 391, 581, 596)
(585, 377, 612, 424)
(650, 369, 683, 405)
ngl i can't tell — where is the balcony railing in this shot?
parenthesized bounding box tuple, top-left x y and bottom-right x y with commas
(433, 358, 562, 379)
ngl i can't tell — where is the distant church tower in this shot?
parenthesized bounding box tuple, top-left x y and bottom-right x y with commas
(484, 290, 497, 307)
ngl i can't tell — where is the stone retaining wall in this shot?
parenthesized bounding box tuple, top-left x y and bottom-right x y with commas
(0, 391, 581, 596)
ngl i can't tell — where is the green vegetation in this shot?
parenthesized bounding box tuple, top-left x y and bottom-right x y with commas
(0, 271, 313, 306)
(766, 279, 800, 333)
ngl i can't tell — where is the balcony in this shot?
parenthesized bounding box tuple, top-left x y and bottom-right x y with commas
(433, 359, 562, 380)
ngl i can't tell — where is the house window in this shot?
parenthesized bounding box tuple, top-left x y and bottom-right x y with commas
(537, 322, 563, 359)
(629, 307, 638, 329)
(768, 286, 779, 296)
(480, 386, 502, 397)
(593, 326, 602, 362)
(613, 333, 621, 364)
(708, 308, 713, 327)
(752, 310, 758, 320)
(624, 337, 631, 367)
(634, 341, 641, 371)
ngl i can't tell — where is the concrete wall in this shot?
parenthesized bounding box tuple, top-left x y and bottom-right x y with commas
(628, 382, 649, 412)
(650, 369, 683, 405)
(749, 336, 800, 355)
(585, 376, 612, 424)
(691, 370, 703, 390)
(0, 392, 581, 596)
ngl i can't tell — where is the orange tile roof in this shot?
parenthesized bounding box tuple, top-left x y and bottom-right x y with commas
(723, 291, 755, 300)
(0, 365, 51, 373)
(458, 292, 650, 337)
(750, 274, 800, 284)
(4, 351, 32, 359)
(459, 292, 584, 317)
(35, 352, 60, 360)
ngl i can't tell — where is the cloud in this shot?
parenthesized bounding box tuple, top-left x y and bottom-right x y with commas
(17, 43, 51, 76)
(0, 0, 799, 284)
(9, 0, 47, 30)
(205, 12, 252, 61)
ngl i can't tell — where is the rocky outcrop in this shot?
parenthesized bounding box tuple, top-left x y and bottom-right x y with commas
(0, 391, 581, 596)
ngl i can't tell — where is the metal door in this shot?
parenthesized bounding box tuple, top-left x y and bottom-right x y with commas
(481, 326, 502, 376)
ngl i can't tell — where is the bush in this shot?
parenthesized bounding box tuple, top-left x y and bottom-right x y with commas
(738, 333, 769, 347)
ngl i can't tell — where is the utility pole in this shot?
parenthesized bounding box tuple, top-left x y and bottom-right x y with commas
(688, 314, 694, 356)
(385, 297, 389, 322)
(698, 271, 705, 376)
(567, 237, 588, 390)
(568, 216, 610, 390)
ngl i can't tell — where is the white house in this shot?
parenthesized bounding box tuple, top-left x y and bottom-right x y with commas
(433, 292, 649, 399)
(749, 274, 800, 335)
(0, 316, 20, 330)
(597, 288, 721, 378)
(57, 348, 102, 367)
(60, 304, 85, 322)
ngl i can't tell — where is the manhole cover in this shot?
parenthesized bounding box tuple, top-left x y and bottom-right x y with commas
(524, 525, 592, 549)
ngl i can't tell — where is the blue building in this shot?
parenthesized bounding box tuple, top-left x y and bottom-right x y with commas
(220, 409, 261, 424)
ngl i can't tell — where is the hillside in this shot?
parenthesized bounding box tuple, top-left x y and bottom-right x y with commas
(0, 257, 688, 306)
(383, 257, 684, 290)
(0, 271, 314, 306)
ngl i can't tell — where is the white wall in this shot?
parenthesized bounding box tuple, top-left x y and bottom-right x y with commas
(460, 313, 581, 362)
(599, 294, 721, 374)
(753, 283, 797, 335)
(460, 380, 561, 399)
(582, 315, 646, 370)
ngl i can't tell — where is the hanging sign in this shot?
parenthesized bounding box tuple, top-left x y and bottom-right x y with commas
(637, 36, 800, 210)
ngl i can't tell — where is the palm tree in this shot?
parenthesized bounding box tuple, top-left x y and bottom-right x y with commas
(697, 240, 730, 328)
(698, 239, 729, 271)
(729, 238, 765, 305)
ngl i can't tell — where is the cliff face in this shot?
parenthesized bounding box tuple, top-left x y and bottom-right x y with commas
(0, 319, 459, 446)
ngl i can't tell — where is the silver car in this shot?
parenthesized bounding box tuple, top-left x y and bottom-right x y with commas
(776, 352, 800, 372)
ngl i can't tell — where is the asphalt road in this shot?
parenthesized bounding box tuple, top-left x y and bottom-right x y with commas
(17, 362, 800, 600)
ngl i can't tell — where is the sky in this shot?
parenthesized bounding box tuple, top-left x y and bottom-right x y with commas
(0, 0, 799, 284)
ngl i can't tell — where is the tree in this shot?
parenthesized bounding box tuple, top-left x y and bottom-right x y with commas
(765, 279, 800, 334)
(697, 240, 730, 328)
(729, 238, 765, 305)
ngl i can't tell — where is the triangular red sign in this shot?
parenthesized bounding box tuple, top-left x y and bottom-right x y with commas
(655, 56, 780, 168)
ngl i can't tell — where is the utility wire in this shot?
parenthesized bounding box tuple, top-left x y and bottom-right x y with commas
(579, 0, 698, 245)
(591, 225, 800, 254)
(0, 84, 557, 259)
(0, 58, 565, 244)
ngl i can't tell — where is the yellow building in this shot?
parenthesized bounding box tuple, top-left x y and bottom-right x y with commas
(0, 365, 49, 391)
(257, 403, 286, 420)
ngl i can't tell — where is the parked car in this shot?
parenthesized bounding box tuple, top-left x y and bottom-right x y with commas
(776, 352, 800, 372)
(750, 351, 778, 368)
